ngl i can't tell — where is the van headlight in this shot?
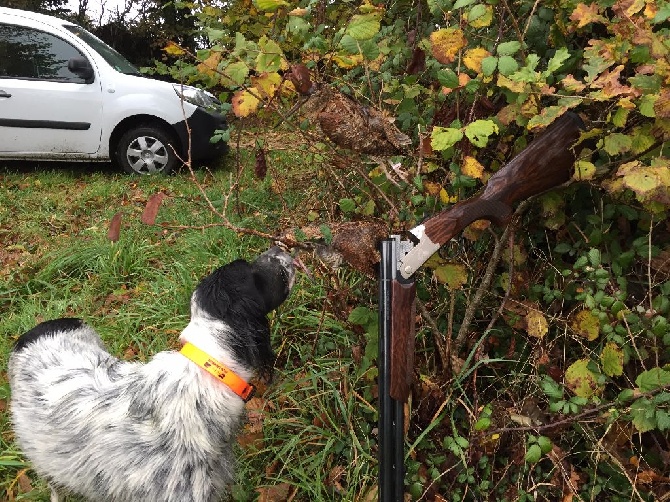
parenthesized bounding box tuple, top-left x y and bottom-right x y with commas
(173, 84, 219, 108)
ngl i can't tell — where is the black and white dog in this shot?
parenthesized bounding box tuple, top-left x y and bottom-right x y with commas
(8, 247, 296, 502)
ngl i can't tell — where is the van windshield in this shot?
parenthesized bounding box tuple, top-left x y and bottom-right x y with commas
(63, 25, 140, 75)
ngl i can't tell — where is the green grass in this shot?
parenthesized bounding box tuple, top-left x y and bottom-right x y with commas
(0, 154, 379, 501)
(2, 151, 668, 502)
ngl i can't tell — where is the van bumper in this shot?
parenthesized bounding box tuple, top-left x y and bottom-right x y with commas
(174, 107, 228, 162)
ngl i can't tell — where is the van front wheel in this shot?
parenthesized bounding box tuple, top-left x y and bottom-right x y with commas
(116, 126, 179, 175)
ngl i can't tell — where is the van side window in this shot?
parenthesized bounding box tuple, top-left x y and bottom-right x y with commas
(0, 23, 88, 82)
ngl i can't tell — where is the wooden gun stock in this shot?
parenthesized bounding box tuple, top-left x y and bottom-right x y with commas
(424, 112, 584, 244)
(390, 278, 416, 401)
(399, 112, 585, 279)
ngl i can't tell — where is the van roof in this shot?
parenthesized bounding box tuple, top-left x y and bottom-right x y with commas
(0, 7, 77, 29)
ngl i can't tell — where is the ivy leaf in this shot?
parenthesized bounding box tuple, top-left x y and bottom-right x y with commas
(430, 28, 467, 64)
(346, 13, 381, 41)
(431, 127, 464, 151)
(636, 368, 670, 392)
(601, 342, 624, 377)
(464, 119, 499, 147)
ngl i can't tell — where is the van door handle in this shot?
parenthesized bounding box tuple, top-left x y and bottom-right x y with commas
(0, 90, 12, 98)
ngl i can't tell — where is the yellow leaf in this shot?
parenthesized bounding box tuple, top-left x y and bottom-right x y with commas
(461, 156, 485, 179)
(232, 89, 260, 118)
(570, 310, 600, 341)
(569, 3, 607, 28)
(164, 42, 185, 56)
(573, 160, 597, 180)
(440, 188, 458, 204)
(430, 28, 467, 64)
(289, 7, 308, 16)
(197, 51, 222, 77)
(565, 359, 602, 398)
(525, 310, 548, 338)
(468, 4, 493, 28)
(423, 181, 442, 196)
(463, 47, 491, 73)
(433, 263, 468, 290)
(333, 53, 364, 69)
(251, 72, 282, 98)
(497, 74, 527, 93)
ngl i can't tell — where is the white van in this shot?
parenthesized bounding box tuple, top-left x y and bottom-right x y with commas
(0, 7, 227, 175)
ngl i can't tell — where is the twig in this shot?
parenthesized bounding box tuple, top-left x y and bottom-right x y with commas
(486, 384, 670, 435)
(453, 199, 532, 352)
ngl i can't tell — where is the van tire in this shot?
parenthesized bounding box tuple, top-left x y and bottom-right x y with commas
(115, 125, 179, 175)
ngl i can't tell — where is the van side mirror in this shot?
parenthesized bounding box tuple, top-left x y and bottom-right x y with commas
(68, 56, 94, 83)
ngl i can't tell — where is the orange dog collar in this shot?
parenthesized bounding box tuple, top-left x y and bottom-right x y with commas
(180, 342, 255, 402)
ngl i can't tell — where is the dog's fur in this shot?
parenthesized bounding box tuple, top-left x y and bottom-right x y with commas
(8, 247, 295, 502)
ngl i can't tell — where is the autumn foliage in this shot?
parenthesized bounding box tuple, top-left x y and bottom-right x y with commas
(153, 0, 670, 499)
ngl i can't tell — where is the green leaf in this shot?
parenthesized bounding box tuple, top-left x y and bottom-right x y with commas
(339, 34, 360, 54)
(339, 198, 356, 213)
(497, 55, 518, 76)
(319, 224, 333, 245)
(537, 436, 552, 454)
(601, 342, 624, 377)
(497, 41, 522, 56)
(464, 119, 499, 147)
(253, 0, 289, 12)
(541, 376, 564, 400)
(256, 37, 284, 73)
(453, 0, 477, 8)
(525, 444, 542, 463)
(547, 48, 570, 73)
(657, 410, 670, 431)
(224, 61, 249, 86)
(636, 368, 670, 392)
(481, 56, 498, 76)
(474, 416, 491, 430)
(348, 306, 375, 325)
(437, 69, 460, 88)
(431, 127, 463, 151)
(602, 133, 632, 156)
(630, 398, 657, 432)
(346, 13, 381, 41)
(360, 40, 380, 60)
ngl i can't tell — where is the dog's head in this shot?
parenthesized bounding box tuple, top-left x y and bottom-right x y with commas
(189, 246, 296, 372)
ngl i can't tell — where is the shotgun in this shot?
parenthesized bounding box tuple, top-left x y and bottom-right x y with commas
(377, 112, 585, 501)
